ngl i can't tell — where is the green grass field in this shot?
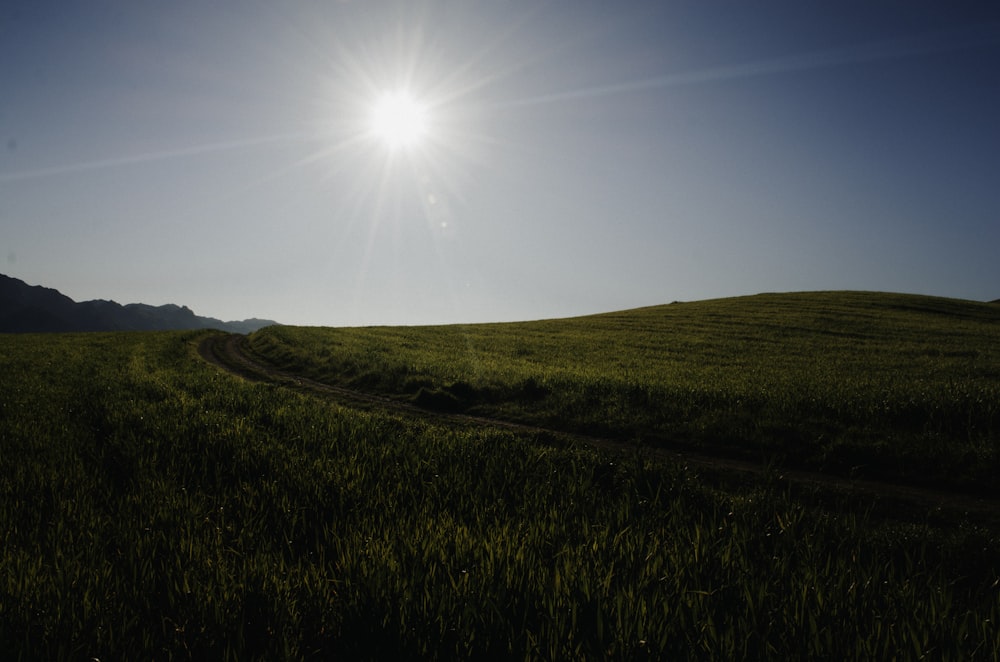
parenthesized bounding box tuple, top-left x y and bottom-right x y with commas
(249, 291, 1000, 494)
(2, 291, 999, 659)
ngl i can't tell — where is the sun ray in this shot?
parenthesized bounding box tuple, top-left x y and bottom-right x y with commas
(0, 134, 300, 183)
(493, 25, 1000, 110)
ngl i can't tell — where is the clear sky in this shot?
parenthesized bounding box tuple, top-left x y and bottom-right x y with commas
(2, 1, 998, 326)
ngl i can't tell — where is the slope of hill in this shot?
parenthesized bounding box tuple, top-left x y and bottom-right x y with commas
(0, 274, 276, 333)
(245, 290, 1000, 494)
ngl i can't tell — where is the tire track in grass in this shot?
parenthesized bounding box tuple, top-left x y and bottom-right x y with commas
(198, 332, 1000, 525)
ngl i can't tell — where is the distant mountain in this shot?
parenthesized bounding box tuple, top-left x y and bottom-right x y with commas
(0, 274, 277, 333)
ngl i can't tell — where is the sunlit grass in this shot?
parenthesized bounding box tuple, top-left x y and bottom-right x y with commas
(248, 291, 1000, 494)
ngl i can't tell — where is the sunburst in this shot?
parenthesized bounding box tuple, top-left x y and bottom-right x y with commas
(369, 91, 428, 150)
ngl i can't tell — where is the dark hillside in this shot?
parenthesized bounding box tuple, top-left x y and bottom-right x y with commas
(0, 274, 277, 333)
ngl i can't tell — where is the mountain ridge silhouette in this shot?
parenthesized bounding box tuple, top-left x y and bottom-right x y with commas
(0, 274, 276, 333)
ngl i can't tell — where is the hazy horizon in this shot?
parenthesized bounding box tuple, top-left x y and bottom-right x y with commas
(3, 1, 999, 326)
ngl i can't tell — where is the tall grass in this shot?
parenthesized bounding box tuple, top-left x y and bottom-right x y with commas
(247, 291, 1000, 493)
(1, 328, 999, 658)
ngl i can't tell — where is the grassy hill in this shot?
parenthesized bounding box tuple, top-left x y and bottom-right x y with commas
(248, 291, 1000, 494)
(1, 292, 998, 659)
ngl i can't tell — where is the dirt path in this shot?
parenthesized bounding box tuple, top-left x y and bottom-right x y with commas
(198, 333, 1000, 524)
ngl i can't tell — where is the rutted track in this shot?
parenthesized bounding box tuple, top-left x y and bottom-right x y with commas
(198, 332, 1000, 523)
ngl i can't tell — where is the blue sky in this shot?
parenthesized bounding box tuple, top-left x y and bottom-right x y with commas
(2, 1, 998, 325)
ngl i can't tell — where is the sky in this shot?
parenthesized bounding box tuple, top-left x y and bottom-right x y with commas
(2, 1, 999, 326)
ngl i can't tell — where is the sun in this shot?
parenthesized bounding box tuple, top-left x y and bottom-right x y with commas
(369, 91, 428, 150)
